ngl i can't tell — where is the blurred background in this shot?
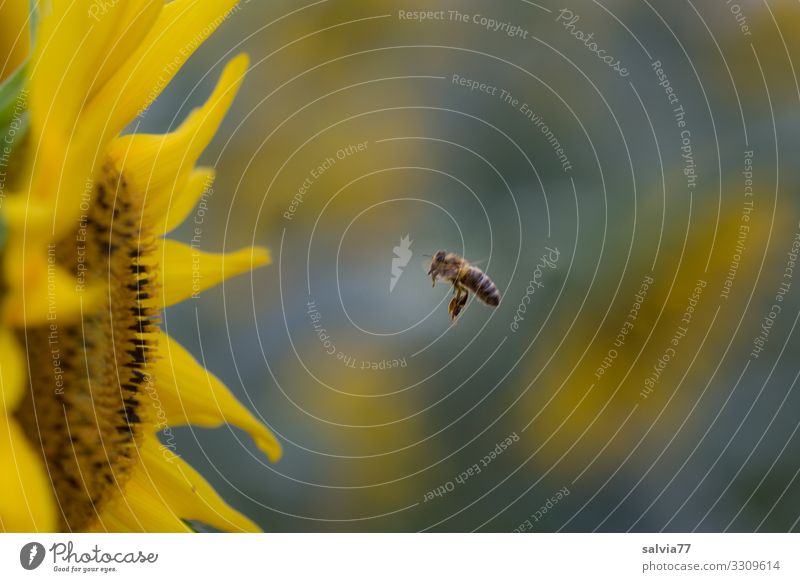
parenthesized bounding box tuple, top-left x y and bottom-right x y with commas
(146, 0, 800, 531)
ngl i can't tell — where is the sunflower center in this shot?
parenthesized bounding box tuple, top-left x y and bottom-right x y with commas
(15, 163, 158, 531)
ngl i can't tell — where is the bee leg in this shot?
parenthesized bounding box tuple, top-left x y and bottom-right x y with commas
(448, 295, 459, 319)
(449, 289, 469, 321)
(448, 287, 462, 319)
(453, 290, 469, 319)
(458, 290, 469, 311)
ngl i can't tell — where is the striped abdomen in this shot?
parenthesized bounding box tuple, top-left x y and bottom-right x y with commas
(460, 266, 501, 306)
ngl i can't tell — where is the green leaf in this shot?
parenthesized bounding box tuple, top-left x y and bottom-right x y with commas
(0, 61, 29, 161)
(0, 61, 27, 129)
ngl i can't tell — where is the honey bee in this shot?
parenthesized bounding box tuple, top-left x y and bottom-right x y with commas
(427, 250, 500, 321)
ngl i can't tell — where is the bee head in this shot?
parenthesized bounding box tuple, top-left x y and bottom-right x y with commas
(427, 250, 447, 275)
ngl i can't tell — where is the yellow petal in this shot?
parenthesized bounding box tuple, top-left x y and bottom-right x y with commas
(24, 1, 160, 237)
(87, 0, 242, 137)
(0, 419, 58, 532)
(2, 240, 103, 327)
(152, 331, 281, 463)
(0, 0, 29, 79)
(24, 128, 98, 238)
(93, 472, 193, 533)
(0, 330, 24, 414)
(157, 240, 270, 308)
(29, 0, 119, 136)
(108, 54, 248, 202)
(140, 437, 260, 532)
(147, 168, 215, 237)
(89, 0, 163, 99)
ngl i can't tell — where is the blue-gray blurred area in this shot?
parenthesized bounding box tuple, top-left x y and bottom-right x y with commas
(148, 0, 800, 531)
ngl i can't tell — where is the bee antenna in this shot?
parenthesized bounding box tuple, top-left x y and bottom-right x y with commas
(422, 253, 433, 257)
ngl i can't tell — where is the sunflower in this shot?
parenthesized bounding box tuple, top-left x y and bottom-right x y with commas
(0, 0, 281, 532)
